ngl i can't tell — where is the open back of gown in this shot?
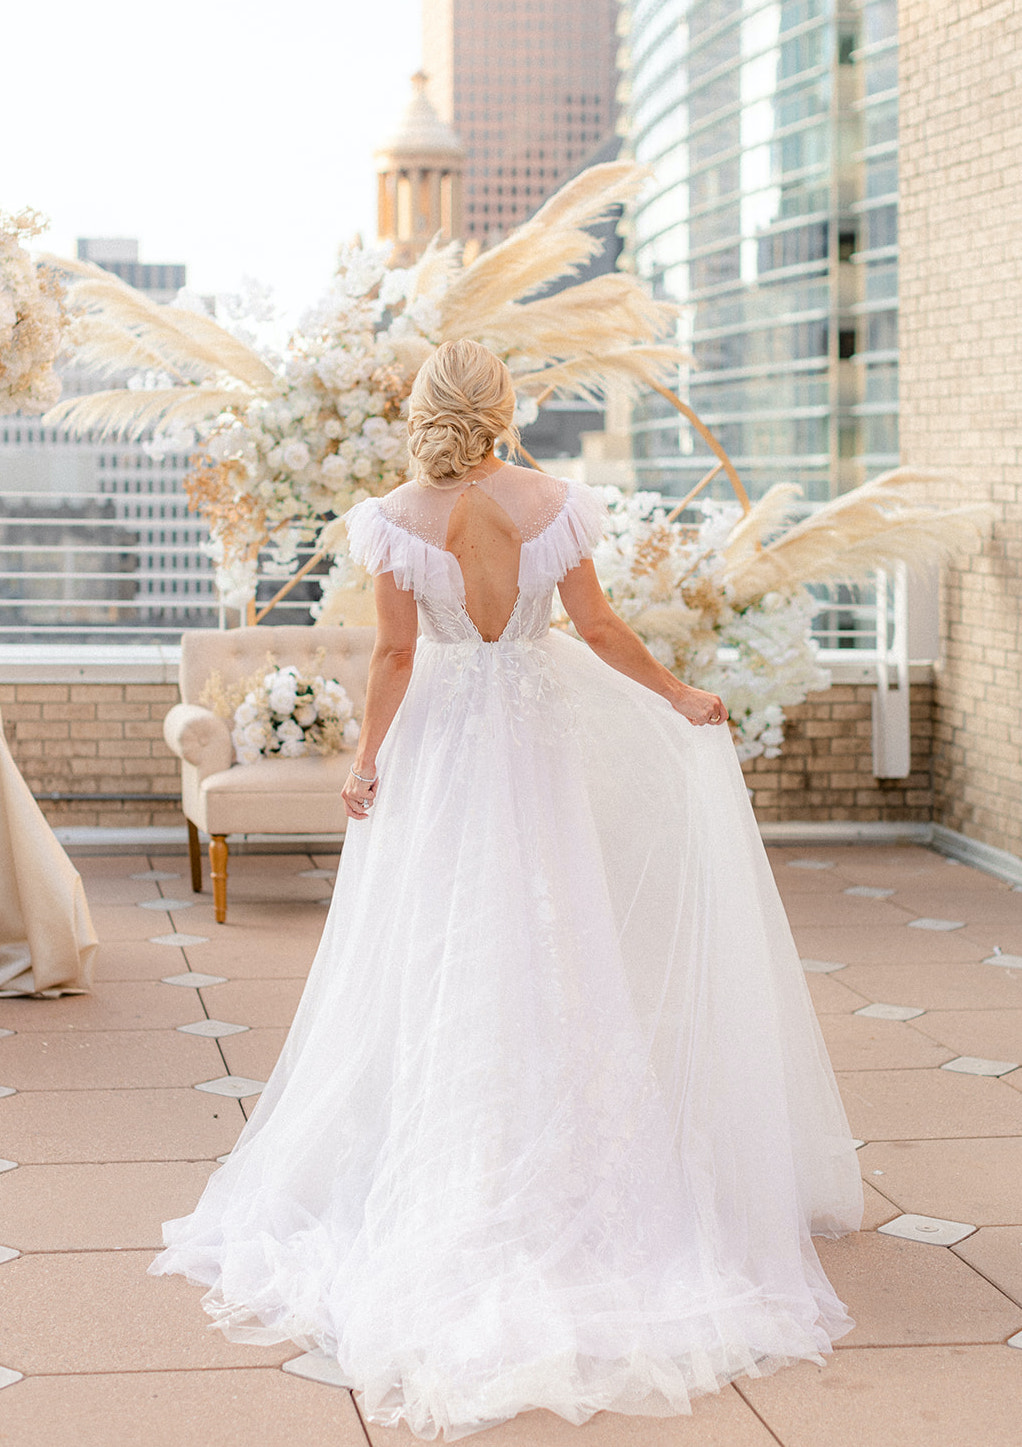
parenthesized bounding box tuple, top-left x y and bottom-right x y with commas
(151, 468, 863, 1442)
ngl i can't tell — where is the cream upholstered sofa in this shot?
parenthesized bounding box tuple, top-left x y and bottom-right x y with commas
(164, 626, 375, 923)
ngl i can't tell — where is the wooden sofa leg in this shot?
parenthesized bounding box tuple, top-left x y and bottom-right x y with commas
(187, 820, 202, 893)
(209, 835, 229, 924)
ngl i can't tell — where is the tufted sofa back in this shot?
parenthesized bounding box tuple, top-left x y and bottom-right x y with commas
(179, 626, 376, 712)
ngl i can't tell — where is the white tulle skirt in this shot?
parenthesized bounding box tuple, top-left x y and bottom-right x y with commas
(151, 631, 863, 1440)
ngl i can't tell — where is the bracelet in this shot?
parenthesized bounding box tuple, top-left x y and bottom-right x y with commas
(349, 767, 377, 784)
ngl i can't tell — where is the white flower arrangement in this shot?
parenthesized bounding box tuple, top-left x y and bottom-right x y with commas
(562, 486, 831, 761)
(229, 666, 361, 765)
(0, 210, 66, 415)
(182, 244, 434, 600)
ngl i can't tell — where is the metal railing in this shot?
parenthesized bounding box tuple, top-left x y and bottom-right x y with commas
(0, 495, 911, 651)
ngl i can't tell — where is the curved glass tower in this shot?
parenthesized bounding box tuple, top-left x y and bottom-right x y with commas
(622, 0, 898, 503)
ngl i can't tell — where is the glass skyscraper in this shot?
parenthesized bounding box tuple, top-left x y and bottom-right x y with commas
(622, 0, 898, 503)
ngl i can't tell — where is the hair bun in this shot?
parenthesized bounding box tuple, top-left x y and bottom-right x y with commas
(408, 340, 520, 487)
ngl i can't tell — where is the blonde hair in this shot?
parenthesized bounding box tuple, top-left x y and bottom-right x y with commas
(408, 339, 520, 488)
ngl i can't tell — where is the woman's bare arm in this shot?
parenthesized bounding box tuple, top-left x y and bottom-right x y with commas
(342, 571, 419, 820)
(557, 559, 728, 726)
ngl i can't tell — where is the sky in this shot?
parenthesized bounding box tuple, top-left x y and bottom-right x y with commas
(5, 0, 423, 321)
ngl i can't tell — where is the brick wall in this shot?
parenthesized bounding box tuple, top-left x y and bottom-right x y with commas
(743, 681, 933, 823)
(900, 0, 1022, 856)
(0, 683, 182, 830)
(1, 676, 932, 831)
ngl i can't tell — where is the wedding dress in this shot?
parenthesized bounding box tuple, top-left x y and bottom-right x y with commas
(151, 468, 863, 1440)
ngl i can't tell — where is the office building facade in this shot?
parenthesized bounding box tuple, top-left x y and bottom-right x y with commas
(621, 0, 898, 503)
(0, 241, 215, 645)
(422, 0, 620, 242)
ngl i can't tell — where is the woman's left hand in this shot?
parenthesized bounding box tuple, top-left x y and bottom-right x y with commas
(670, 686, 729, 726)
(343, 767, 378, 820)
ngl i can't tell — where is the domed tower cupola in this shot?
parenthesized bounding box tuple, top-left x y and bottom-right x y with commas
(375, 71, 466, 265)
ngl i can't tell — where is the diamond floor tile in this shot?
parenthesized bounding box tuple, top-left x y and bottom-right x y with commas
(282, 1351, 350, 1387)
(150, 934, 211, 948)
(801, 958, 847, 973)
(0, 1246, 20, 1264)
(854, 1002, 926, 1021)
(843, 885, 895, 898)
(176, 1019, 250, 1038)
(130, 870, 182, 882)
(194, 1075, 266, 1099)
(0, 1367, 23, 1389)
(942, 1056, 1020, 1078)
(137, 897, 197, 912)
(160, 972, 226, 988)
(908, 916, 966, 931)
(877, 1213, 977, 1247)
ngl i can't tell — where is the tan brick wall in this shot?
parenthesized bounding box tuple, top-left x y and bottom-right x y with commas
(1, 677, 931, 831)
(742, 683, 933, 823)
(0, 683, 182, 829)
(900, 0, 1022, 856)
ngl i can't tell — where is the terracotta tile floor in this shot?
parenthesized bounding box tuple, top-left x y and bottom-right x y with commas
(1, 844, 1021, 1446)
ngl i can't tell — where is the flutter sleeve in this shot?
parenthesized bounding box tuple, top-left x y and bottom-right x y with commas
(343, 497, 459, 599)
(518, 479, 610, 592)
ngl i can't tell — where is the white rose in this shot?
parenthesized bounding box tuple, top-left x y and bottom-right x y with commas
(294, 702, 318, 726)
(351, 455, 372, 479)
(321, 454, 347, 482)
(269, 686, 297, 716)
(234, 743, 262, 766)
(234, 701, 258, 728)
(281, 439, 311, 472)
(242, 721, 269, 747)
(342, 718, 361, 747)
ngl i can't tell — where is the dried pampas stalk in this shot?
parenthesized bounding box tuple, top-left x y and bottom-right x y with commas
(724, 469, 993, 607)
(512, 344, 689, 404)
(44, 385, 245, 441)
(437, 163, 655, 339)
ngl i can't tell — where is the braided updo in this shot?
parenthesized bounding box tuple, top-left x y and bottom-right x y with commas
(408, 339, 520, 488)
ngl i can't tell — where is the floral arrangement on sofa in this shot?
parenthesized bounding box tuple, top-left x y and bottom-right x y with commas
(200, 662, 360, 765)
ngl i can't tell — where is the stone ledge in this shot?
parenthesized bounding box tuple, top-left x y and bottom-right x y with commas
(0, 646, 181, 684)
(0, 646, 935, 687)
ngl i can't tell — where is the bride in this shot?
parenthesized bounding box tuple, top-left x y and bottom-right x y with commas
(151, 339, 863, 1440)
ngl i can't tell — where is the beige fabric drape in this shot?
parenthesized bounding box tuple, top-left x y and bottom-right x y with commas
(0, 706, 97, 996)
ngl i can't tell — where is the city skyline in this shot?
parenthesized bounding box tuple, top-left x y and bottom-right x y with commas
(5, 0, 422, 319)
